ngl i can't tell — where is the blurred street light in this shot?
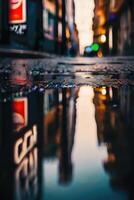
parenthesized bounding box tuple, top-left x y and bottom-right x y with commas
(92, 43, 100, 52)
(100, 34, 106, 43)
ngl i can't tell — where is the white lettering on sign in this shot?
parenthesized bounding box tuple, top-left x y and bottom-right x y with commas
(10, 24, 27, 35)
(14, 125, 37, 165)
(15, 148, 38, 199)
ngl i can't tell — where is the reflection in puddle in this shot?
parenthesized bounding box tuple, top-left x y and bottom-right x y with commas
(10, 60, 30, 86)
(0, 86, 134, 199)
(15, 147, 38, 200)
(72, 86, 108, 195)
(12, 97, 28, 132)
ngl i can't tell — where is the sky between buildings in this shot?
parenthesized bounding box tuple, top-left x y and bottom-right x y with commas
(74, 0, 95, 54)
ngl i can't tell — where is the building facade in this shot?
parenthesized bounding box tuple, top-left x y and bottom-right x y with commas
(0, 0, 79, 55)
(93, 0, 134, 56)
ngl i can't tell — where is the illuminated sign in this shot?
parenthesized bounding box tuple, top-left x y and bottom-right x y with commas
(15, 147, 38, 199)
(12, 98, 28, 132)
(14, 125, 37, 164)
(9, 0, 26, 24)
(14, 125, 38, 199)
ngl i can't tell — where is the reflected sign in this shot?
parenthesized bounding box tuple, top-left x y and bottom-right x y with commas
(12, 98, 28, 132)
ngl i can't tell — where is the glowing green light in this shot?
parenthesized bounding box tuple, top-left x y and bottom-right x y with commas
(91, 43, 100, 52)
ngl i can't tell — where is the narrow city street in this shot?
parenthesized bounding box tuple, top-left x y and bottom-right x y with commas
(0, 56, 134, 200)
(1, 0, 134, 199)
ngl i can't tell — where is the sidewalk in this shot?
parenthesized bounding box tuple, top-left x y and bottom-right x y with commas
(0, 48, 54, 58)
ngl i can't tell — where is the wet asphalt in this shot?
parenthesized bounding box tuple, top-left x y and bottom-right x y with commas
(0, 56, 134, 97)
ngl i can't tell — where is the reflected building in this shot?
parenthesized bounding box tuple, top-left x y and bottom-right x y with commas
(94, 86, 134, 199)
(1, 77, 134, 199)
(44, 88, 77, 185)
(0, 59, 77, 199)
(0, 86, 44, 200)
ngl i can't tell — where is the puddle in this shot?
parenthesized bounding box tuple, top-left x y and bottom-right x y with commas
(0, 85, 134, 200)
(0, 58, 134, 199)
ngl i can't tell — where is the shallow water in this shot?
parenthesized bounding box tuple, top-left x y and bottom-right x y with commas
(0, 85, 134, 200)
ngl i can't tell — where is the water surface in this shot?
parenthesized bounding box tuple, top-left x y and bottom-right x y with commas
(0, 85, 133, 200)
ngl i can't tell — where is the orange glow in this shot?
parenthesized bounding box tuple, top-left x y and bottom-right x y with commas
(109, 87, 113, 99)
(94, 27, 106, 36)
(44, 0, 55, 14)
(66, 27, 70, 39)
(107, 153, 116, 162)
(99, 15, 106, 26)
(101, 87, 107, 96)
(109, 27, 113, 49)
(97, 50, 103, 58)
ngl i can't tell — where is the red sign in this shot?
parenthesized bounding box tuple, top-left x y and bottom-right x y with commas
(12, 98, 28, 131)
(9, 0, 26, 24)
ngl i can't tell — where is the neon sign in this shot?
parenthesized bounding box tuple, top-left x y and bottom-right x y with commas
(14, 125, 37, 164)
(9, 0, 26, 24)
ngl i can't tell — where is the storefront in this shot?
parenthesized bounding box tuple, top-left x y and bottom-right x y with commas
(0, 0, 78, 55)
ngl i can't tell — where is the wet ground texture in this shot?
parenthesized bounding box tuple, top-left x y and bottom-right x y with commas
(1, 56, 134, 93)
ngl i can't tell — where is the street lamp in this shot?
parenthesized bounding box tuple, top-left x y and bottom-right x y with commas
(100, 34, 106, 43)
